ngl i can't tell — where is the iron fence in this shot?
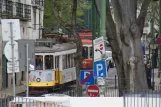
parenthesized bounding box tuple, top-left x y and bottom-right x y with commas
(55, 85, 119, 97)
(123, 89, 161, 107)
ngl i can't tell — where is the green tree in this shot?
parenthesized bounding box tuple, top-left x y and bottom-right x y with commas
(44, 0, 89, 33)
(52, 0, 90, 96)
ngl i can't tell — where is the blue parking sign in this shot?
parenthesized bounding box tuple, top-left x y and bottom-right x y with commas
(94, 60, 107, 78)
(80, 70, 94, 85)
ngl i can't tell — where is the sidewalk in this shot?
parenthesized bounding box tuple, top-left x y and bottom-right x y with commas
(153, 69, 161, 87)
(0, 85, 25, 98)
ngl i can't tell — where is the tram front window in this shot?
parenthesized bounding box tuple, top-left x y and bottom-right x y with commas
(82, 47, 88, 59)
(36, 55, 43, 70)
(45, 55, 53, 69)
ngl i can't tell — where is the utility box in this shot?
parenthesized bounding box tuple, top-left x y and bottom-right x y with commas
(18, 39, 35, 72)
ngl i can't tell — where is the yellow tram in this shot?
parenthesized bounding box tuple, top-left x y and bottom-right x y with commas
(29, 42, 77, 94)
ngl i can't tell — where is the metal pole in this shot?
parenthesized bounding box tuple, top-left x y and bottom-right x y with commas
(100, 0, 106, 38)
(9, 22, 16, 98)
(26, 44, 29, 97)
(92, 0, 97, 93)
(151, 2, 155, 88)
(98, 0, 106, 97)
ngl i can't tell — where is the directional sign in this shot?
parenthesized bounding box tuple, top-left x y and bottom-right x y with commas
(7, 61, 19, 73)
(1, 19, 21, 41)
(94, 60, 107, 78)
(87, 85, 99, 97)
(93, 36, 105, 61)
(80, 70, 94, 85)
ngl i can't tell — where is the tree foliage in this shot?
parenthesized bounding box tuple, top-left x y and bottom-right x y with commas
(44, 0, 90, 30)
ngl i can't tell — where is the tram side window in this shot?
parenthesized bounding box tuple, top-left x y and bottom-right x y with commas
(67, 54, 70, 68)
(55, 56, 59, 69)
(90, 46, 93, 58)
(82, 47, 88, 59)
(36, 55, 43, 70)
(72, 53, 75, 67)
(45, 55, 53, 69)
(63, 55, 67, 69)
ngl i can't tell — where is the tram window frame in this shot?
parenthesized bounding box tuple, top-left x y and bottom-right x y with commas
(72, 53, 75, 67)
(44, 55, 54, 70)
(90, 46, 93, 58)
(35, 55, 43, 70)
(67, 54, 70, 68)
(63, 55, 67, 69)
(55, 56, 59, 69)
(69, 54, 72, 68)
(82, 46, 88, 59)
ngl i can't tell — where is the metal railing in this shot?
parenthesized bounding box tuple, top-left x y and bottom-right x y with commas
(54, 85, 119, 97)
(0, 93, 67, 107)
(0, 1, 31, 20)
(123, 89, 161, 107)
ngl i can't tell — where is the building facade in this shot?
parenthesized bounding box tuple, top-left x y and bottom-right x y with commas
(0, 0, 44, 91)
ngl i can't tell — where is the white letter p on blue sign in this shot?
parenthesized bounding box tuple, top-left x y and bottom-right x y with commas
(96, 64, 103, 76)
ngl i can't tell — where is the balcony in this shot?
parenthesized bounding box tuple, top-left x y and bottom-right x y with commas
(0, 1, 31, 21)
(0, 1, 13, 18)
(12, 2, 31, 21)
(24, 5, 31, 20)
(32, 0, 44, 7)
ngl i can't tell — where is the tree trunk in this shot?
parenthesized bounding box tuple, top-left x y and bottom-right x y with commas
(105, 0, 150, 96)
(72, 32, 83, 96)
(52, 0, 83, 96)
(71, 0, 83, 97)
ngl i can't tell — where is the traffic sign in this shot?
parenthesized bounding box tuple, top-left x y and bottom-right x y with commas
(87, 85, 99, 97)
(4, 41, 19, 61)
(80, 70, 94, 85)
(7, 61, 19, 73)
(93, 36, 105, 61)
(94, 60, 107, 78)
(1, 19, 21, 41)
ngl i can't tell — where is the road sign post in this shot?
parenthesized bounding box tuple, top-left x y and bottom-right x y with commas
(26, 44, 29, 97)
(10, 22, 16, 98)
(1, 19, 21, 98)
(87, 85, 99, 97)
(94, 60, 107, 97)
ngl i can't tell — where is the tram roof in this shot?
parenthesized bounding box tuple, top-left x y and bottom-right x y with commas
(35, 42, 76, 53)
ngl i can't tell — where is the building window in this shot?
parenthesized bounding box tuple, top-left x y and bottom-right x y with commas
(33, 8, 36, 30)
(45, 55, 53, 69)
